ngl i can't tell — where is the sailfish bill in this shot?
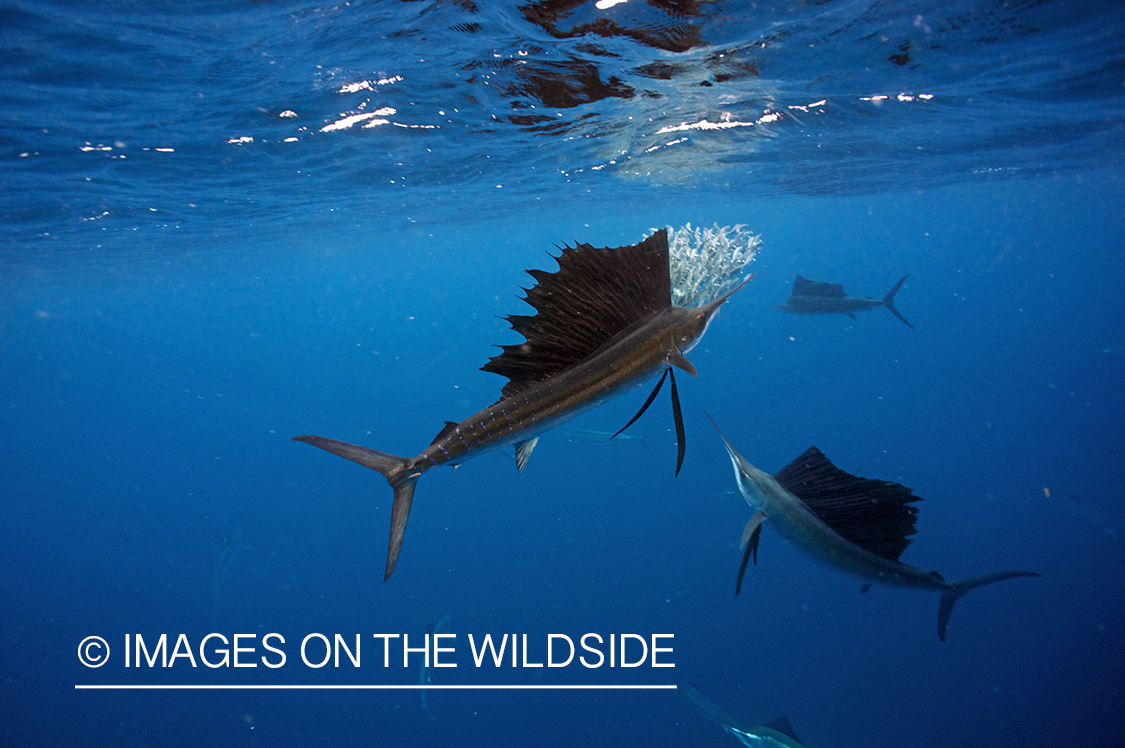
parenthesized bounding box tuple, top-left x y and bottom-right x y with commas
(294, 230, 752, 581)
(707, 415, 1039, 640)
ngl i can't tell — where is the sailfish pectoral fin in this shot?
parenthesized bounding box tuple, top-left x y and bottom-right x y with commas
(612, 369, 667, 439)
(668, 349, 698, 377)
(736, 510, 768, 595)
(668, 368, 686, 476)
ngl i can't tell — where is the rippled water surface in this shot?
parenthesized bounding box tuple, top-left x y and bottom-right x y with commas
(5, 0, 1124, 245)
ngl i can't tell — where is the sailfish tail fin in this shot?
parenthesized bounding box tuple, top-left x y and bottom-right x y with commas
(292, 435, 419, 582)
(882, 275, 915, 329)
(937, 569, 1041, 641)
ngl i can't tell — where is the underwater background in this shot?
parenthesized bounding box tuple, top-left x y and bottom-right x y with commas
(2, 1, 1124, 746)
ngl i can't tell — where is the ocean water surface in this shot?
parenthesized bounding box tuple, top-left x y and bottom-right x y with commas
(2, 1, 1124, 746)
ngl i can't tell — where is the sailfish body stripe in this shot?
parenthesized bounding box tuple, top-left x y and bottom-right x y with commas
(417, 307, 697, 470)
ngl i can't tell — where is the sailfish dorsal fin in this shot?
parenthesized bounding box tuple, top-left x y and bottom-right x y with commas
(774, 446, 921, 563)
(792, 275, 847, 298)
(481, 230, 671, 399)
(761, 716, 802, 743)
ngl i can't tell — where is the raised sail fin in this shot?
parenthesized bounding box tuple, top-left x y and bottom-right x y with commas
(774, 446, 921, 563)
(482, 230, 672, 400)
(791, 275, 847, 298)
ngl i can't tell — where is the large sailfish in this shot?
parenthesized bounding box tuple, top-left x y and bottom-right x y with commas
(294, 229, 753, 581)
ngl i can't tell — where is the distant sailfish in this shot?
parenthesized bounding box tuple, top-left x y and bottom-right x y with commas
(678, 681, 808, 748)
(708, 416, 1039, 640)
(567, 427, 654, 457)
(567, 427, 646, 445)
(420, 613, 450, 717)
(779, 275, 914, 328)
(210, 533, 245, 626)
(294, 226, 757, 581)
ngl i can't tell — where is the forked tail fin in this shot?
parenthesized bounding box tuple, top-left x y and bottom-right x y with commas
(937, 569, 1041, 641)
(292, 435, 418, 581)
(883, 275, 915, 329)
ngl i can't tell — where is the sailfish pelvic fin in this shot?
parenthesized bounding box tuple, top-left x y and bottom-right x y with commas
(610, 366, 688, 475)
(736, 510, 768, 595)
(668, 368, 685, 476)
(612, 369, 667, 440)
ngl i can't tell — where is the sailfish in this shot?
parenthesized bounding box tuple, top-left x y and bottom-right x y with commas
(678, 681, 809, 748)
(420, 613, 450, 717)
(778, 275, 914, 328)
(707, 416, 1039, 640)
(210, 533, 245, 627)
(294, 229, 751, 581)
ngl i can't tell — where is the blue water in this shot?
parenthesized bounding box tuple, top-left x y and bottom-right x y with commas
(3, 1, 1125, 746)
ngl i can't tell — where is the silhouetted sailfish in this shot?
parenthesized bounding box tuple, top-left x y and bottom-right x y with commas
(778, 275, 914, 328)
(707, 416, 1039, 640)
(294, 230, 751, 581)
(420, 613, 450, 717)
(210, 533, 247, 627)
(678, 681, 808, 748)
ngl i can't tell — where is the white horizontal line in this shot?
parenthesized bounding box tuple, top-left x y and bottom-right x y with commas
(76, 684, 676, 691)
